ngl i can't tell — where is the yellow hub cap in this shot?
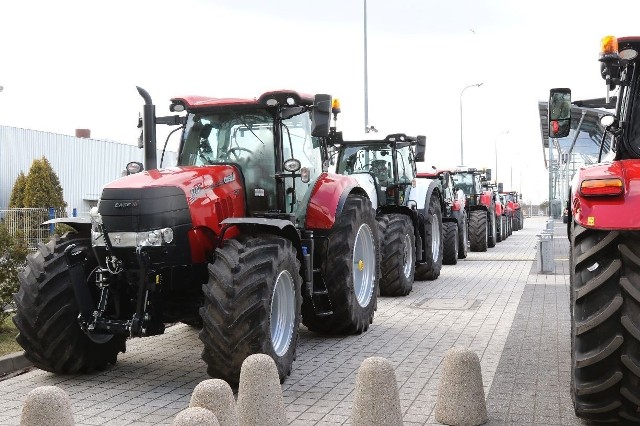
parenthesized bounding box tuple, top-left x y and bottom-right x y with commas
(358, 259, 364, 271)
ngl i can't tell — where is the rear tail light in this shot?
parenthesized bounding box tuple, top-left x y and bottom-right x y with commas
(580, 178, 623, 196)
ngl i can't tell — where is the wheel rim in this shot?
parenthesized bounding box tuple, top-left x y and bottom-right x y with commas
(353, 223, 375, 308)
(402, 233, 413, 278)
(431, 214, 441, 260)
(270, 270, 296, 357)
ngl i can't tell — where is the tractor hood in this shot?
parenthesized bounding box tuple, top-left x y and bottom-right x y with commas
(101, 165, 246, 233)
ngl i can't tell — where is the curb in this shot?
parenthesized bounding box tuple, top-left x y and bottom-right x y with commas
(0, 351, 32, 377)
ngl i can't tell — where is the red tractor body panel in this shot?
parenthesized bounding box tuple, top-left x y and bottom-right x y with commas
(571, 159, 640, 230)
(306, 173, 359, 230)
(104, 165, 245, 262)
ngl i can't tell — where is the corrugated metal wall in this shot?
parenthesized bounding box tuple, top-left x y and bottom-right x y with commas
(0, 126, 177, 214)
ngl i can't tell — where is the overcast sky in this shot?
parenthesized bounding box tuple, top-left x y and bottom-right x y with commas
(1, 0, 639, 203)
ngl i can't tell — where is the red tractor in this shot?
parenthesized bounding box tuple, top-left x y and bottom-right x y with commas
(449, 168, 498, 251)
(551, 35, 640, 422)
(487, 183, 507, 243)
(502, 191, 523, 231)
(12, 88, 380, 387)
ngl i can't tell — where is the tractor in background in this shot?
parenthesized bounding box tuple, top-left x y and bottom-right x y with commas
(13, 88, 380, 387)
(450, 168, 497, 251)
(416, 169, 468, 265)
(333, 133, 444, 296)
(502, 191, 523, 231)
(550, 35, 640, 422)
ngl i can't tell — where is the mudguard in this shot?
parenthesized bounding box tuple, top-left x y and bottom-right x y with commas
(346, 173, 379, 208)
(406, 178, 440, 211)
(42, 217, 91, 233)
(571, 159, 640, 230)
(305, 173, 366, 230)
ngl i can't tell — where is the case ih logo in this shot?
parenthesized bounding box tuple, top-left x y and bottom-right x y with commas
(114, 201, 138, 208)
(189, 173, 236, 204)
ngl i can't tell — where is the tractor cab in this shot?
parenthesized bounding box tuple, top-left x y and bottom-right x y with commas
(172, 91, 331, 219)
(334, 133, 425, 206)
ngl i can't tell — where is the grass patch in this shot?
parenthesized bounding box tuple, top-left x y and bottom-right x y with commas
(0, 315, 21, 357)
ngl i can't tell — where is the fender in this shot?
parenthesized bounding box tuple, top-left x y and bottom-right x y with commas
(406, 177, 440, 211)
(42, 217, 91, 234)
(305, 172, 365, 229)
(479, 191, 492, 208)
(571, 159, 640, 230)
(346, 173, 379, 208)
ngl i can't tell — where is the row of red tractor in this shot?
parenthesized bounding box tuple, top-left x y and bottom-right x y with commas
(13, 88, 521, 388)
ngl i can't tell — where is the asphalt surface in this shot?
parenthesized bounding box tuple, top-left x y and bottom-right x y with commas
(0, 216, 583, 425)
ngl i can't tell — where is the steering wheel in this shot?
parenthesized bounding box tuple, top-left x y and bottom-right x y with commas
(227, 147, 254, 161)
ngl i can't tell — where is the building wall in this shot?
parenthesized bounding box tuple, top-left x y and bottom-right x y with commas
(0, 125, 177, 214)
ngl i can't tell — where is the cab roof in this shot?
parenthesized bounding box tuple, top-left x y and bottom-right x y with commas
(170, 90, 314, 110)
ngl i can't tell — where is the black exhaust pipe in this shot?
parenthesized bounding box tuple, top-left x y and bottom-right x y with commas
(136, 86, 157, 171)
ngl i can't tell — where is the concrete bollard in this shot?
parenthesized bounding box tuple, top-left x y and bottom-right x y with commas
(236, 354, 287, 426)
(351, 356, 403, 426)
(20, 385, 75, 426)
(435, 348, 487, 426)
(173, 407, 220, 426)
(189, 379, 238, 426)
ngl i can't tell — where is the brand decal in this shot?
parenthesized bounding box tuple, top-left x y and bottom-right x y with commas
(114, 201, 138, 208)
(189, 173, 237, 204)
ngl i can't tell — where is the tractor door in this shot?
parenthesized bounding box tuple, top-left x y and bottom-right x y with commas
(281, 111, 323, 216)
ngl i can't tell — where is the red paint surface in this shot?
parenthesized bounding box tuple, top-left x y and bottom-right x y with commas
(572, 160, 640, 230)
(305, 173, 359, 229)
(105, 165, 246, 261)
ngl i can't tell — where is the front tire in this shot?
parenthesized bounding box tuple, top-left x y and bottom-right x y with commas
(570, 224, 640, 422)
(200, 235, 302, 388)
(468, 210, 488, 252)
(13, 234, 126, 373)
(302, 194, 378, 334)
(378, 214, 415, 297)
(442, 222, 458, 265)
(415, 193, 443, 280)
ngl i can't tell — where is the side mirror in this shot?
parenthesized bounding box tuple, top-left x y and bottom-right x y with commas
(548, 88, 572, 138)
(415, 135, 426, 162)
(484, 168, 492, 182)
(311, 94, 332, 137)
(441, 172, 450, 189)
(497, 182, 503, 193)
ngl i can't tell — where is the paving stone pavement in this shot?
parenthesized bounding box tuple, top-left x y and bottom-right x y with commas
(0, 216, 584, 425)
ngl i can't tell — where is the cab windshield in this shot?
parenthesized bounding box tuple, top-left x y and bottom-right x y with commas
(452, 173, 475, 195)
(178, 109, 274, 167)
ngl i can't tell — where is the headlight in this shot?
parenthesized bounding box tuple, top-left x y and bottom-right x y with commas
(104, 228, 175, 247)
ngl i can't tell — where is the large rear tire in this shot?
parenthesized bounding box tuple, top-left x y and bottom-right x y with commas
(458, 213, 468, 259)
(468, 210, 488, 252)
(200, 235, 302, 388)
(302, 194, 378, 334)
(570, 224, 640, 422)
(378, 214, 415, 297)
(497, 214, 504, 243)
(13, 234, 126, 373)
(415, 193, 443, 280)
(442, 222, 458, 265)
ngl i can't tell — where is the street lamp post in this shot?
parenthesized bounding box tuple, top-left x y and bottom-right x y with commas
(459, 82, 483, 165)
(494, 130, 509, 184)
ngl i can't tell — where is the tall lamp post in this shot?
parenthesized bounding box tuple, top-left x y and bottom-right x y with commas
(459, 82, 483, 165)
(363, 0, 370, 133)
(494, 130, 509, 184)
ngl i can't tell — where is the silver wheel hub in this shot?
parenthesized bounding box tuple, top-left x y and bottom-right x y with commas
(402, 233, 413, 279)
(270, 270, 296, 357)
(431, 214, 441, 260)
(353, 223, 375, 308)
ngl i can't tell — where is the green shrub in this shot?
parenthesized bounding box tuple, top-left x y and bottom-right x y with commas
(0, 224, 28, 322)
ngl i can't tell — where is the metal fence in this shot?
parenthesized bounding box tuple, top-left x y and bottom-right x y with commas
(0, 208, 74, 251)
